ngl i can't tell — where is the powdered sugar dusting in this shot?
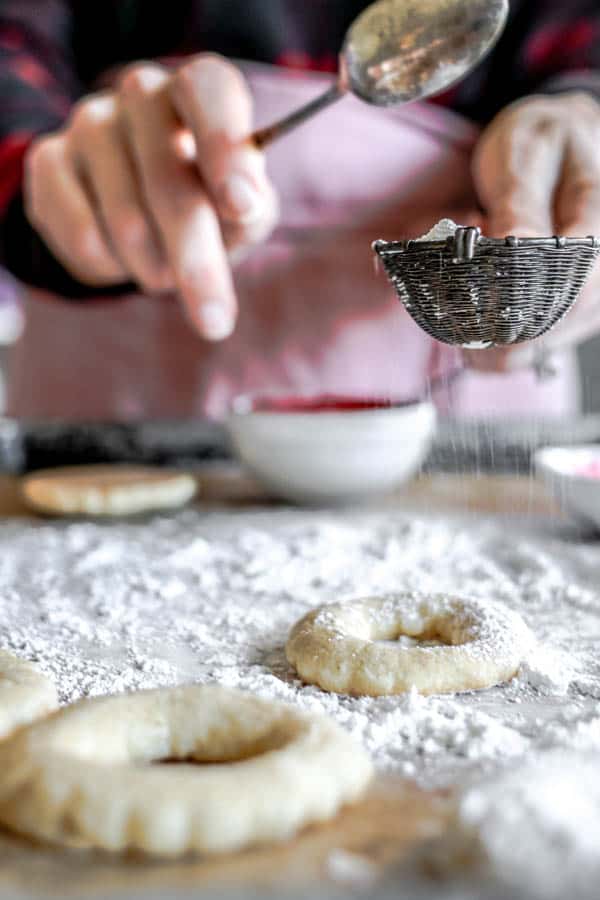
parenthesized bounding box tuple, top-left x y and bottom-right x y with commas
(446, 750, 600, 899)
(326, 848, 378, 887)
(416, 218, 462, 242)
(0, 507, 599, 788)
(308, 592, 534, 681)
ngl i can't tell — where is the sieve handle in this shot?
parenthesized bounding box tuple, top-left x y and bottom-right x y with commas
(453, 226, 481, 261)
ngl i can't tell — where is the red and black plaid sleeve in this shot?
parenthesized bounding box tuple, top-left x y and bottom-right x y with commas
(0, 0, 118, 297)
(525, 4, 600, 102)
(0, 1, 78, 211)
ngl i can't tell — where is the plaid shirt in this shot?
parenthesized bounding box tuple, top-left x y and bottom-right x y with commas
(0, 0, 599, 294)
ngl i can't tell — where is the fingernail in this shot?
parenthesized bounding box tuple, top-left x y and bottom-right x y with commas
(198, 301, 234, 341)
(221, 173, 263, 222)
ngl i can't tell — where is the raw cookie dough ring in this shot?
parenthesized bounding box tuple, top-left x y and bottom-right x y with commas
(0, 684, 373, 856)
(21, 465, 197, 517)
(0, 650, 58, 738)
(286, 593, 534, 696)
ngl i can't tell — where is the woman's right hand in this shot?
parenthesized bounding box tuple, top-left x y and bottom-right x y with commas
(23, 55, 279, 340)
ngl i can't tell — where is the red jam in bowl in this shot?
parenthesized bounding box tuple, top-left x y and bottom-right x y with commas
(248, 394, 412, 413)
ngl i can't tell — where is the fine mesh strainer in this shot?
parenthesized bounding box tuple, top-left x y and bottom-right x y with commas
(373, 227, 600, 348)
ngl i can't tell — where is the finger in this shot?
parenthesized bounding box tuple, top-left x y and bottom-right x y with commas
(222, 193, 280, 264)
(556, 112, 600, 236)
(170, 54, 278, 230)
(474, 106, 565, 237)
(171, 124, 278, 262)
(69, 94, 174, 293)
(173, 123, 279, 261)
(119, 63, 236, 340)
(24, 136, 127, 285)
(549, 101, 600, 349)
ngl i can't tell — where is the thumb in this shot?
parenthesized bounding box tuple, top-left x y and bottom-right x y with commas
(474, 109, 564, 238)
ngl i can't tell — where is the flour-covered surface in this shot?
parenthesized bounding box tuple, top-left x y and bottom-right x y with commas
(3, 500, 600, 900)
(1, 504, 600, 791)
(440, 749, 600, 900)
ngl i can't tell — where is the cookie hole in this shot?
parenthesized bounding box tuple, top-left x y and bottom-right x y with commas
(376, 633, 450, 647)
(155, 757, 235, 766)
(153, 749, 266, 767)
(371, 625, 456, 647)
(141, 723, 296, 768)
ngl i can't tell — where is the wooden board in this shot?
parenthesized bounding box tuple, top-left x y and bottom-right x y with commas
(0, 779, 449, 899)
(0, 467, 561, 519)
(0, 468, 559, 898)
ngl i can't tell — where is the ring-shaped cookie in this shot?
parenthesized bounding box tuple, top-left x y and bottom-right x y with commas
(286, 593, 534, 696)
(0, 684, 372, 856)
(0, 650, 58, 738)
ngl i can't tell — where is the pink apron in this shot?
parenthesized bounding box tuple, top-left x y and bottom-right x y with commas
(7, 64, 577, 421)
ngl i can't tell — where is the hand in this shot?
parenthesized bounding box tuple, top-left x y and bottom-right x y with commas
(469, 92, 600, 372)
(23, 56, 278, 340)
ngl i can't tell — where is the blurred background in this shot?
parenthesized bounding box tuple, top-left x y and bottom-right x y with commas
(578, 338, 600, 413)
(0, 277, 22, 414)
(5, 287, 600, 414)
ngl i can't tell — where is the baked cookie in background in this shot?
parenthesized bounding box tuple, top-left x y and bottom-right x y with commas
(21, 465, 198, 517)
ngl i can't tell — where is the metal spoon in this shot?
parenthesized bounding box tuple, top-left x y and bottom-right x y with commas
(252, 0, 508, 149)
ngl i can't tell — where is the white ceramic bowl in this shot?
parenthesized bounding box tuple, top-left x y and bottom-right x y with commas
(226, 394, 437, 505)
(535, 444, 600, 528)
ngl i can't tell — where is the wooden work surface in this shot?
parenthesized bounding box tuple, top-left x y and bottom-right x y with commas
(0, 469, 562, 900)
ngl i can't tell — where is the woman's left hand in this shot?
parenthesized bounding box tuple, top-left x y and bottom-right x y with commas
(468, 91, 600, 372)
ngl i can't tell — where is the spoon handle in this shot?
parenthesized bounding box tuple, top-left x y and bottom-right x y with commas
(250, 83, 343, 150)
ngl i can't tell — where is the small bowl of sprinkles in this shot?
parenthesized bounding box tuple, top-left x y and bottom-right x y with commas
(535, 445, 600, 529)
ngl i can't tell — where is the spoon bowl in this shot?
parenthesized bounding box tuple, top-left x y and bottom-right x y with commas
(252, 0, 509, 147)
(343, 0, 509, 106)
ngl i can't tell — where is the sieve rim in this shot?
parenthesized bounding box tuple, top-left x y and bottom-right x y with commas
(372, 234, 600, 255)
